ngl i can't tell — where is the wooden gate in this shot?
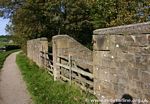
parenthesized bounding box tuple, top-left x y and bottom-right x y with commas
(40, 51, 94, 93)
(56, 54, 94, 93)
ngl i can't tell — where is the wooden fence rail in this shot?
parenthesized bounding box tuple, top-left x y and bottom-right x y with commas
(40, 51, 94, 93)
(57, 55, 94, 93)
(40, 51, 54, 76)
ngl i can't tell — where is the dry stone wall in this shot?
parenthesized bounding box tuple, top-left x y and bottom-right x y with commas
(26, 22, 150, 104)
(93, 22, 150, 103)
(27, 38, 48, 67)
(52, 35, 93, 80)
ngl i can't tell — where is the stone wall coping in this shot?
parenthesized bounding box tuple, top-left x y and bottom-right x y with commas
(39, 37, 47, 41)
(27, 37, 47, 42)
(53, 35, 92, 52)
(94, 22, 150, 35)
(52, 34, 68, 39)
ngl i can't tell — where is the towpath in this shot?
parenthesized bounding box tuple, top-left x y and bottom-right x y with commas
(0, 52, 32, 104)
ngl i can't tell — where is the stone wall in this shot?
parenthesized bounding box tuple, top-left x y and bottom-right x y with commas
(52, 35, 93, 80)
(26, 22, 150, 103)
(93, 22, 150, 103)
(27, 38, 48, 67)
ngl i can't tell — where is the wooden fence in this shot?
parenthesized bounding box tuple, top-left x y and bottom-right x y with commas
(40, 51, 54, 76)
(40, 51, 94, 93)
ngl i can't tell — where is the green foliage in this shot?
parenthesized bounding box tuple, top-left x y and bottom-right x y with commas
(1, 0, 94, 52)
(1, 0, 150, 52)
(16, 52, 96, 104)
(0, 35, 13, 47)
(5, 44, 20, 51)
(0, 35, 10, 42)
(91, 0, 150, 28)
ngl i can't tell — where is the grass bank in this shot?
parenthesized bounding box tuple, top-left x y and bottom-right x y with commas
(0, 50, 19, 69)
(16, 53, 96, 104)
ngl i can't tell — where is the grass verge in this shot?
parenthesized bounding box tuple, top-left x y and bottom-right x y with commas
(0, 50, 19, 70)
(16, 52, 96, 104)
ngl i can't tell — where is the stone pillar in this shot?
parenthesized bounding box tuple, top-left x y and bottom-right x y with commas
(93, 32, 150, 103)
(27, 40, 34, 61)
(27, 40, 31, 58)
(52, 35, 69, 81)
(93, 34, 117, 101)
(39, 38, 48, 67)
(52, 36, 60, 81)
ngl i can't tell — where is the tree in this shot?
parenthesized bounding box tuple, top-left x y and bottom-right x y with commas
(59, 0, 93, 44)
(91, 0, 150, 28)
(1, 0, 149, 52)
(1, 0, 94, 52)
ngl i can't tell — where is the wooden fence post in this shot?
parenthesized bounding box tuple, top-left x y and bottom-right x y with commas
(69, 54, 72, 85)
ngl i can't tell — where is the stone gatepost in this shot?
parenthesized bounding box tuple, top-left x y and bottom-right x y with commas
(93, 22, 150, 103)
(52, 37, 58, 81)
(39, 38, 48, 67)
(52, 35, 69, 81)
(93, 34, 117, 102)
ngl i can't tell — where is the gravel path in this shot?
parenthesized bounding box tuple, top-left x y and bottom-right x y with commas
(0, 52, 33, 104)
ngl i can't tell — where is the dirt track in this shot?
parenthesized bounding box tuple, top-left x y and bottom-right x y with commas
(0, 52, 32, 104)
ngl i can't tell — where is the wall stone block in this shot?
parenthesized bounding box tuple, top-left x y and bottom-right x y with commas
(142, 72, 150, 83)
(124, 35, 136, 46)
(135, 35, 149, 46)
(93, 22, 150, 102)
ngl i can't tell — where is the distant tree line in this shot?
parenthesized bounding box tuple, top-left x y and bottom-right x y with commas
(0, 35, 11, 41)
(0, 0, 149, 51)
(0, 35, 10, 38)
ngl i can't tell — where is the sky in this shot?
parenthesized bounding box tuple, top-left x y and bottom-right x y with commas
(0, 17, 10, 35)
